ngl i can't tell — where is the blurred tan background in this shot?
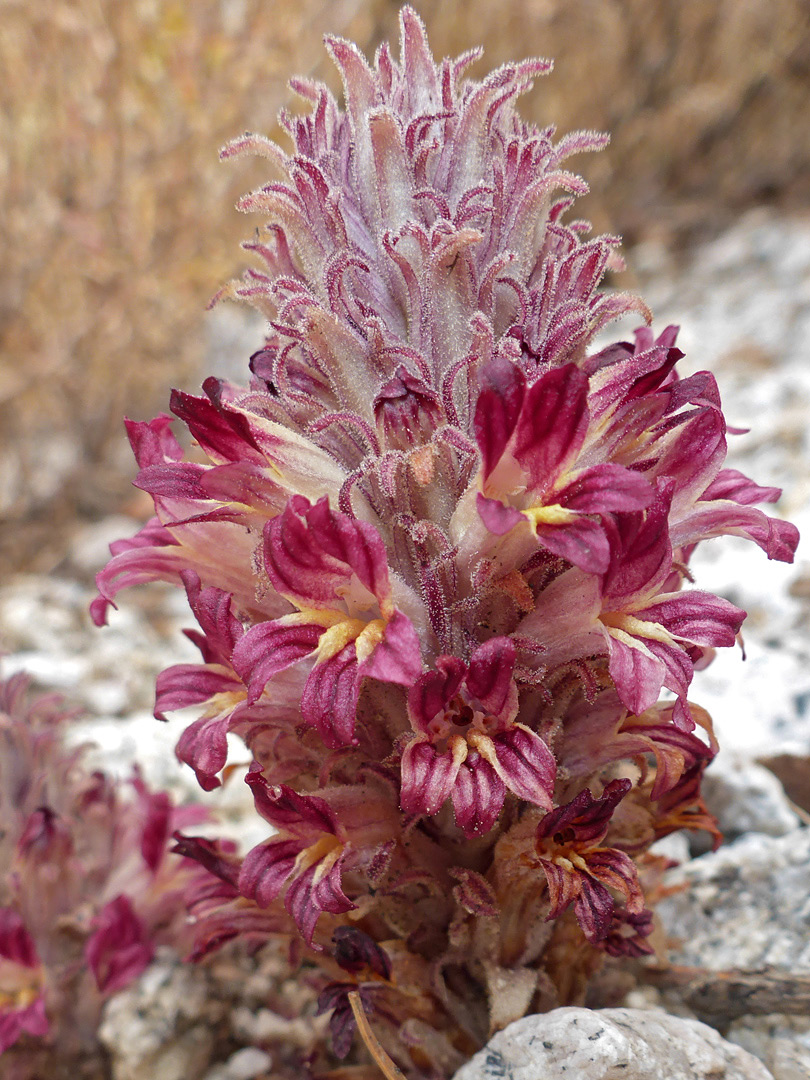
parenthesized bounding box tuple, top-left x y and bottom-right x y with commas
(2, 0, 809, 578)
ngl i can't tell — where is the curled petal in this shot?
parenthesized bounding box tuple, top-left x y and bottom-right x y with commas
(245, 769, 339, 835)
(584, 848, 645, 914)
(0, 909, 38, 968)
(702, 467, 782, 505)
(607, 632, 667, 717)
(285, 851, 355, 944)
(332, 926, 392, 979)
(602, 484, 674, 608)
(537, 778, 631, 845)
(534, 513, 611, 574)
(557, 462, 654, 514)
(175, 713, 234, 791)
(671, 500, 799, 563)
(179, 572, 244, 662)
(572, 874, 615, 943)
(264, 495, 393, 610)
(640, 591, 745, 648)
(154, 664, 241, 720)
(601, 907, 655, 958)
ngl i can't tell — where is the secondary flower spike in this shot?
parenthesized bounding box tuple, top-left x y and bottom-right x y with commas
(94, 8, 798, 1077)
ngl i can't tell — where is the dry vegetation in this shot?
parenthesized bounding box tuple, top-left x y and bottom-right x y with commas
(1, 0, 808, 576)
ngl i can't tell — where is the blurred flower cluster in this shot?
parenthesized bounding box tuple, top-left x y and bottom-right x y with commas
(0, 673, 211, 1078)
(93, 8, 798, 1076)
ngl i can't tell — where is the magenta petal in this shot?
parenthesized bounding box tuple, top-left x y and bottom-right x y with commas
(465, 637, 516, 718)
(702, 467, 782, 505)
(535, 515, 611, 574)
(601, 484, 674, 607)
(180, 572, 244, 661)
(245, 769, 339, 834)
(642, 639, 693, 702)
(400, 738, 461, 816)
(572, 874, 615, 943)
(585, 848, 645, 914)
(285, 855, 355, 945)
(487, 725, 555, 809)
(476, 492, 526, 536)
(474, 354, 526, 478)
(0, 908, 38, 968)
(170, 387, 267, 465)
(301, 645, 361, 748)
(671, 501, 799, 563)
(558, 462, 654, 514)
(306, 495, 392, 600)
(264, 496, 392, 609)
(513, 364, 589, 484)
(537, 779, 631, 845)
(175, 713, 233, 790)
(125, 413, 184, 467)
(451, 756, 505, 837)
(231, 620, 321, 703)
(608, 637, 666, 716)
(154, 664, 241, 720)
(407, 657, 466, 731)
(360, 610, 422, 686)
(0, 995, 48, 1053)
(91, 518, 183, 626)
(239, 838, 302, 907)
(135, 461, 208, 501)
(640, 592, 745, 648)
(139, 790, 171, 873)
(85, 895, 153, 995)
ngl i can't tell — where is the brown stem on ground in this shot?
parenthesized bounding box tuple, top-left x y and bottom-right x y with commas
(348, 991, 409, 1080)
(642, 965, 810, 1023)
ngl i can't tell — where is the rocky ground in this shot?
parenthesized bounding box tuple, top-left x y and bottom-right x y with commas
(1, 210, 809, 1078)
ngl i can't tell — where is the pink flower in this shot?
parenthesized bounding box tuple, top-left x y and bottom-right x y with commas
(534, 779, 650, 951)
(401, 637, 555, 835)
(0, 909, 48, 1054)
(238, 767, 398, 944)
(90, 8, 799, 1072)
(233, 495, 422, 748)
(474, 358, 655, 573)
(0, 673, 214, 1066)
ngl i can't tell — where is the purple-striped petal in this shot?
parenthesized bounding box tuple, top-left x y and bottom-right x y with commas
(451, 755, 505, 837)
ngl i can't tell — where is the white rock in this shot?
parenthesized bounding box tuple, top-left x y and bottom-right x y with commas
(702, 754, 801, 840)
(452, 1007, 773, 1080)
(99, 950, 225, 1080)
(202, 1046, 273, 1080)
(657, 829, 810, 972)
(727, 1016, 810, 1080)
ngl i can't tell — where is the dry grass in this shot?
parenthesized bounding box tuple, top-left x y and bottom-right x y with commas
(1, 0, 808, 575)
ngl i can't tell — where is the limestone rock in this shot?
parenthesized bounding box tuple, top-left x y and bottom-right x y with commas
(98, 950, 228, 1080)
(452, 1007, 773, 1080)
(702, 754, 802, 841)
(657, 829, 810, 972)
(727, 1015, 810, 1080)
